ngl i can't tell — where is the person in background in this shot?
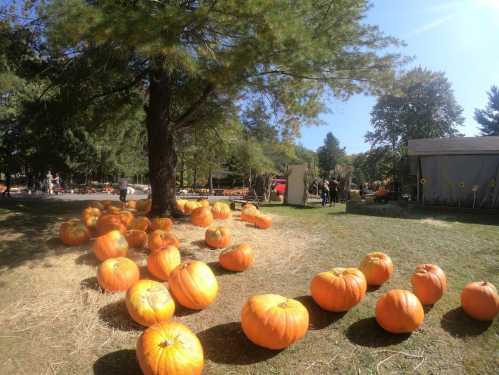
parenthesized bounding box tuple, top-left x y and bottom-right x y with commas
(53, 173, 60, 193)
(321, 179, 330, 208)
(46, 170, 53, 195)
(2, 173, 11, 198)
(119, 177, 128, 206)
(330, 177, 339, 207)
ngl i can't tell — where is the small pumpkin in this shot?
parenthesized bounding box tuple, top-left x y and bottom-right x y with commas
(254, 214, 272, 229)
(375, 289, 424, 333)
(119, 210, 134, 228)
(130, 216, 152, 232)
(151, 217, 173, 232)
(241, 294, 309, 350)
(183, 200, 200, 215)
(149, 230, 180, 252)
(147, 246, 181, 281)
(125, 229, 148, 248)
(411, 264, 447, 305)
(93, 230, 128, 261)
(211, 202, 232, 220)
(106, 206, 122, 215)
(240, 206, 259, 223)
(82, 207, 101, 221)
(176, 199, 188, 215)
(97, 257, 139, 292)
(126, 279, 175, 327)
(219, 243, 254, 272)
(83, 215, 99, 232)
(135, 199, 148, 212)
(126, 200, 137, 209)
(96, 214, 127, 235)
(191, 207, 214, 227)
(136, 321, 204, 375)
(169, 261, 218, 310)
(205, 226, 231, 249)
(197, 199, 210, 208)
(59, 219, 90, 246)
(461, 281, 499, 321)
(310, 267, 367, 312)
(359, 251, 394, 286)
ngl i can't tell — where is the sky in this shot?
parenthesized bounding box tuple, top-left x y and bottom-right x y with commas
(298, 0, 499, 154)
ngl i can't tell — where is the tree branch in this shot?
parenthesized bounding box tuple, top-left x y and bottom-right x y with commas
(174, 83, 214, 128)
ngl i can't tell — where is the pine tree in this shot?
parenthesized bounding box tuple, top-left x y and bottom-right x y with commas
(475, 86, 499, 136)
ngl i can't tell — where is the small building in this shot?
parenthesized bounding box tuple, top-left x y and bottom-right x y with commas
(408, 136, 499, 208)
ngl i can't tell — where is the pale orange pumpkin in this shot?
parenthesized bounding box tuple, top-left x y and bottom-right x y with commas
(126, 200, 137, 209)
(125, 229, 148, 248)
(240, 206, 259, 223)
(151, 217, 173, 232)
(82, 207, 101, 222)
(219, 243, 254, 272)
(119, 210, 134, 228)
(97, 257, 139, 292)
(176, 199, 188, 215)
(197, 199, 210, 208)
(461, 281, 499, 321)
(130, 216, 152, 232)
(183, 200, 200, 215)
(59, 219, 90, 246)
(410, 264, 447, 305)
(211, 202, 232, 220)
(205, 226, 231, 249)
(359, 252, 394, 286)
(191, 207, 214, 227)
(375, 289, 424, 333)
(106, 206, 122, 215)
(147, 246, 181, 280)
(93, 230, 128, 261)
(149, 230, 180, 252)
(96, 214, 127, 235)
(254, 214, 272, 229)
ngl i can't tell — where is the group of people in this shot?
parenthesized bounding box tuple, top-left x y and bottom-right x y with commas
(45, 171, 62, 195)
(320, 177, 339, 207)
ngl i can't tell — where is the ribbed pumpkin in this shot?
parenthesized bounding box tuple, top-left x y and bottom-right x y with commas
(59, 219, 90, 246)
(310, 267, 367, 312)
(147, 246, 181, 281)
(82, 207, 101, 222)
(136, 321, 204, 375)
(191, 207, 214, 227)
(197, 199, 210, 208)
(176, 199, 188, 215)
(97, 257, 139, 292)
(126, 280, 175, 327)
(151, 217, 173, 232)
(93, 230, 128, 261)
(205, 226, 231, 249)
(241, 294, 309, 350)
(183, 200, 200, 215)
(240, 206, 259, 223)
(96, 214, 127, 235)
(219, 244, 254, 272)
(461, 281, 499, 321)
(359, 252, 394, 286)
(83, 214, 99, 232)
(211, 202, 232, 220)
(254, 214, 272, 229)
(149, 230, 180, 253)
(130, 216, 152, 232)
(169, 261, 218, 310)
(119, 210, 134, 228)
(125, 229, 148, 248)
(410, 264, 447, 305)
(375, 289, 424, 333)
(242, 203, 257, 210)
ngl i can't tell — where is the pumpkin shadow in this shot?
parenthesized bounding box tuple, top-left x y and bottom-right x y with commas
(423, 304, 434, 314)
(174, 304, 201, 317)
(93, 349, 141, 375)
(75, 252, 99, 266)
(45, 236, 64, 248)
(197, 322, 282, 364)
(367, 285, 381, 293)
(345, 317, 411, 347)
(80, 277, 101, 291)
(294, 295, 347, 330)
(191, 239, 210, 250)
(207, 261, 233, 276)
(98, 300, 142, 332)
(440, 307, 492, 337)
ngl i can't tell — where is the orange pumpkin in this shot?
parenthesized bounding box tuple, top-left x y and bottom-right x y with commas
(83, 215, 99, 232)
(254, 214, 272, 229)
(97, 257, 139, 292)
(147, 246, 181, 280)
(241, 294, 309, 350)
(149, 230, 180, 252)
(151, 217, 173, 232)
(310, 267, 367, 312)
(126, 200, 137, 209)
(93, 230, 128, 261)
(191, 207, 214, 227)
(106, 206, 122, 215)
(136, 321, 204, 375)
(125, 229, 148, 248)
(410, 264, 447, 305)
(240, 206, 259, 223)
(197, 199, 210, 208)
(242, 203, 257, 210)
(96, 214, 127, 235)
(375, 289, 424, 333)
(211, 202, 231, 220)
(82, 207, 101, 221)
(176, 199, 188, 215)
(461, 281, 499, 321)
(205, 226, 231, 249)
(359, 252, 394, 286)
(126, 280, 175, 327)
(135, 199, 148, 212)
(59, 219, 90, 246)
(183, 200, 200, 215)
(130, 216, 152, 232)
(169, 261, 218, 310)
(119, 210, 134, 228)
(219, 244, 254, 272)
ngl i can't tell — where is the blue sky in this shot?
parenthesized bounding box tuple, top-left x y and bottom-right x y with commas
(299, 0, 499, 154)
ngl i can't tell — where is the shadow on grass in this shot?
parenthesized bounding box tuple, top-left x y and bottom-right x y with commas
(93, 349, 141, 375)
(294, 295, 347, 330)
(197, 322, 281, 364)
(346, 317, 411, 347)
(440, 307, 492, 337)
(190, 239, 210, 250)
(75, 252, 99, 266)
(80, 276, 101, 291)
(207, 261, 233, 276)
(98, 300, 142, 332)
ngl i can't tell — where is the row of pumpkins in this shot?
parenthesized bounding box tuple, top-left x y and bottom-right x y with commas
(58, 199, 498, 375)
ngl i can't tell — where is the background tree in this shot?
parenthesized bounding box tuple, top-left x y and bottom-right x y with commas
(317, 132, 345, 177)
(475, 85, 499, 136)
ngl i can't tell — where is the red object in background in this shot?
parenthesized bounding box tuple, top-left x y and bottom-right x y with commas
(272, 179, 287, 194)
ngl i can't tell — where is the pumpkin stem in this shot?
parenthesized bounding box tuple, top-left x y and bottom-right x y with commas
(278, 300, 289, 308)
(159, 339, 173, 348)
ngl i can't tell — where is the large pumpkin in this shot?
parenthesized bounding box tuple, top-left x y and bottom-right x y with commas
(147, 246, 181, 281)
(375, 289, 424, 333)
(410, 264, 447, 305)
(151, 217, 173, 232)
(254, 214, 272, 229)
(359, 252, 394, 286)
(461, 281, 499, 321)
(126, 280, 175, 327)
(97, 257, 139, 292)
(240, 206, 259, 223)
(149, 230, 180, 252)
(136, 321, 204, 375)
(191, 207, 214, 227)
(211, 202, 231, 220)
(219, 243, 254, 272)
(310, 267, 367, 312)
(169, 261, 218, 310)
(59, 219, 90, 246)
(130, 216, 152, 232)
(93, 230, 128, 261)
(183, 200, 200, 215)
(241, 294, 309, 350)
(119, 210, 134, 228)
(125, 229, 148, 248)
(96, 214, 127, 235)
(205, 226, 231, 249)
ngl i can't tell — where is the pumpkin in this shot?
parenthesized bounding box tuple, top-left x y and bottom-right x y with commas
(410, 264, 447, 305)
(461, 281, 499, 321)
(135, 199, 148, 212)
(211, 202, 232, 220)
(219, 243, 254, 272)
(151, 217, 174, 232)
(126, 280, 175, 327)
(82, 207, 101, 221)
(241, 294, 309, 350)
(106, 206, 122, 215)
(205, 226, 231, 249)
(254, 214, 272, 229)
(100, 200, 113, 208)
(126, 200, 137, 209)
(136, 321, 204, 375)
(93, 230, 128, 261)
(119, 210, 134, 228)
(359, 252, 394, 286)
(149, 230, 180, 252)
(169, 261, 218, 310)
(310, 267, 367, 312)
(97, 257, 139, 292)
(83, 215, 99, 232)
(176, 199, 188, 215)
(375, 289, 424, 333)
(125, 229, 148, 248)
(242, 203, 257, 210)
(197, 199, 210, 208)
(147, 246, 181, 280)
(130, 216, 152, 232)
(240, 206, 259, 223)
(191, 207, 214, 227)
(183, 200, 200, 215)
(96, 214, 127, 235)
(59, 219, 90, 246)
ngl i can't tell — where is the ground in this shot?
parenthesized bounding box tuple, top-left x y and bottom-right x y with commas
(0, 197, 498, 375)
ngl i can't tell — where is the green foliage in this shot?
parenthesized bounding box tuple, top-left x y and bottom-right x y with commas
(474, 85, 499, 136)
(317, 132, 346, 177)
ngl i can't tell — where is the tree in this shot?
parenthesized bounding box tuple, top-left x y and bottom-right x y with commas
(475, 86, 499, 136)
(317, 132, 345, 177)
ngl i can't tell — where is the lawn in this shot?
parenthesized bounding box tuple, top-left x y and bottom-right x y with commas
(0, 198, 498, 374)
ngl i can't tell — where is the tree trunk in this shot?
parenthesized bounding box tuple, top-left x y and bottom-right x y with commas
(193, 166, 197, 190)
(208, 167, 213, 194)
(180, 153, 185, 188)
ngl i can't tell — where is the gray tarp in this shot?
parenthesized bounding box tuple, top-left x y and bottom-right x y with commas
(420, 155, 499, 208)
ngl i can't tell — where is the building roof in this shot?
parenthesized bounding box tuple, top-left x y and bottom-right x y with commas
(408, 136, 499, 156)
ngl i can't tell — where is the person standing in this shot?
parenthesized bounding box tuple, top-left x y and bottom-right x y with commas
(321, 179, 330, 208)
(119, 177, 128, 206)
(2, 173, 11, 198)
(46, 170, 53, 195)
(330, 177, 339, 207)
